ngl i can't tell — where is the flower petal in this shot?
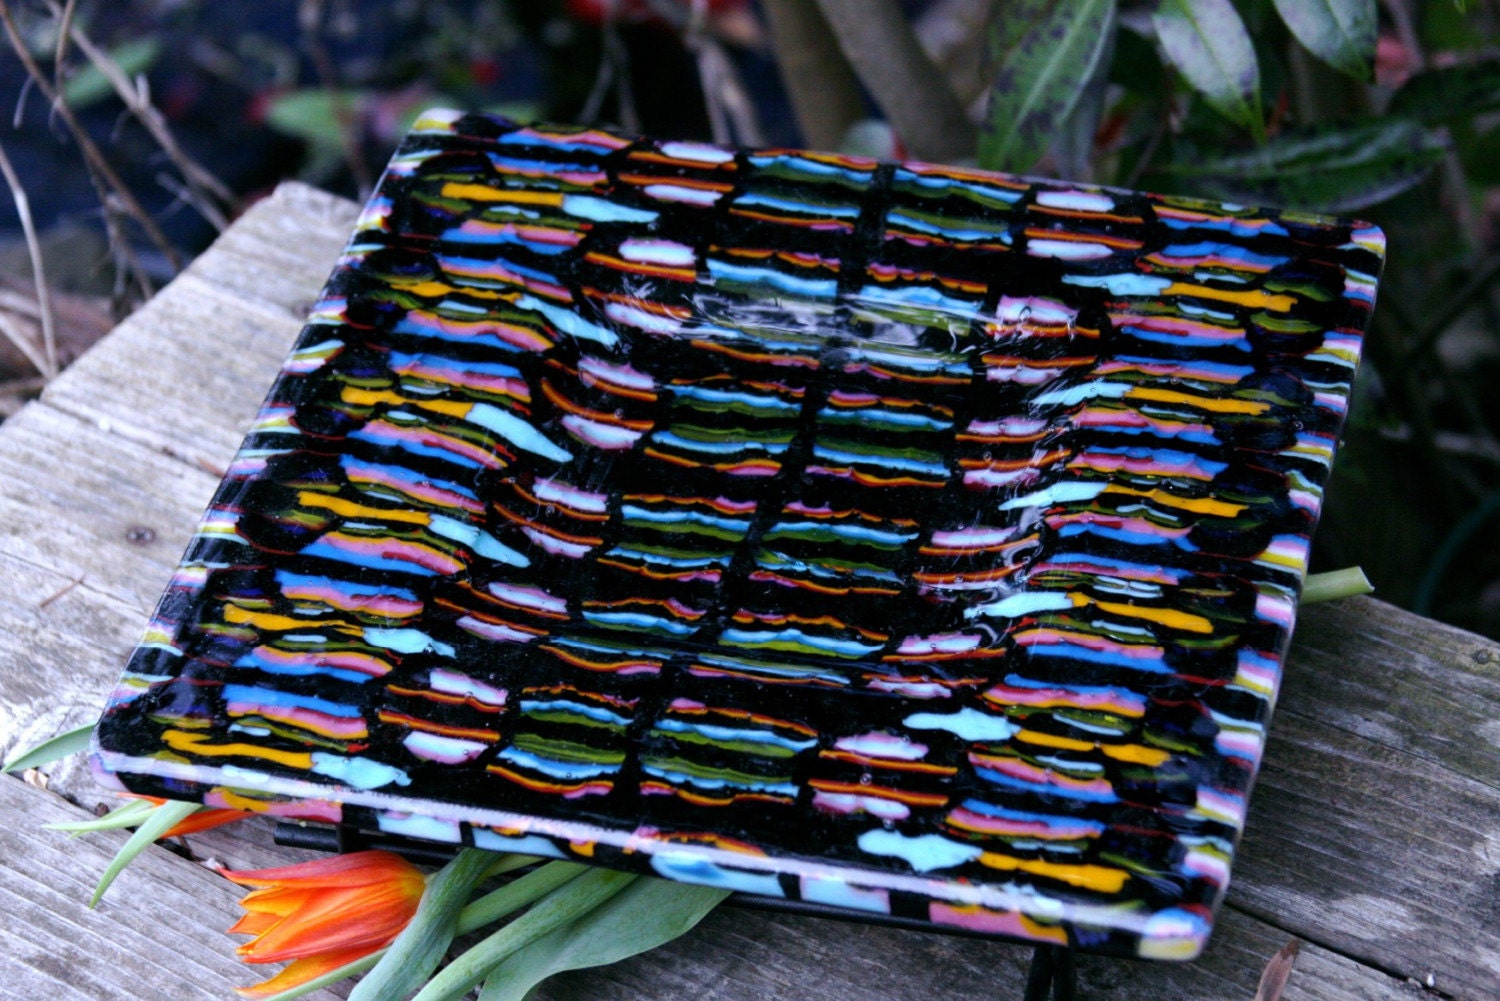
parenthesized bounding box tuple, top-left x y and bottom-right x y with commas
(227, 910, 285, 938)
(163, 807, 253, 837)
(235, 882, 421, 962)
(234, 945, 376, 999)
(221, 850, 421, 890)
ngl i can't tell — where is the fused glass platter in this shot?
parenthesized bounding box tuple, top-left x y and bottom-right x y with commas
(93, 110, 1384, 960)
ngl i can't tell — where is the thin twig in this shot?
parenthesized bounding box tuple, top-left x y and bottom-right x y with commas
(581, 0, 639, 131)
(0, 287, 43, 318)
(52, 0, 76, 88)
(697, 40, 764, 145)
(1124, 115, 1168, 188)
(0, 308, 50, 378)
(54, 6, 237, 227)
(670, 0, 764, 146)
(298, 0, 373, 198)
(38, 574, 84, 609)
(0, 137, 57, 377)
(812, 0, 975, 162)
(0, 374, 47, 417)
(0, 0, 183, 273)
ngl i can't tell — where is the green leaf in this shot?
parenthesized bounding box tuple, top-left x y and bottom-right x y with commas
(45, 797, 157, 834)
(61, 37, 162, 109)
(457, 860, 584, 934)
(978, 0, 1118, 173)
(3, 721, 94, 773)
(349, 848, 497, 1001)
(1389, 58, 1500, 125)
(1163, 119, 1445, 212)
(263, 89, 365, 147)
(1152, 0, 1264, 138)
(475, 878, 729, 1001)
(412, 867, 637, 1001)
(1271, 0, 1375, 80)
(89, 800, 199, 906)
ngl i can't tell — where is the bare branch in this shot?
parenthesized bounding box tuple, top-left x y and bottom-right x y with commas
(0, 0, 183, 273)
(0, 137, 57, 378)
(812, 0, 975, 161)
(673, 0, 765, 145)
(761, 0, 864, 150)
(0, 307, 49, 378)
(581, 0, 639, 131)
(298, 0, 373, 198)
(52, 0, 76, 88)
(56, 9, 237, 228)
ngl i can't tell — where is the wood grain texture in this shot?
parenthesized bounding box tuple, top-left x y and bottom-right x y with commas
(0, 775, 347, 1001)
(0, 181, 1494, 1000)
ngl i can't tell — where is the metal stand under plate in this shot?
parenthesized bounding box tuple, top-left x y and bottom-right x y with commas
(276, 821, 1083, 1001)
(1023, 944, 1077, 1001)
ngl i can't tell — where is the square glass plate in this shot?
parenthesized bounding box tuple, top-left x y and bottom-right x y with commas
(93, 109, 1384, 960)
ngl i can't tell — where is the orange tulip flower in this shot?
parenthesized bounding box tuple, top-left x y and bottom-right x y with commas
(221, 850, 426, 998)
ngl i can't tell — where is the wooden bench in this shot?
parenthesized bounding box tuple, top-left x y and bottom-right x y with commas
(2, 183, 1497, 1001)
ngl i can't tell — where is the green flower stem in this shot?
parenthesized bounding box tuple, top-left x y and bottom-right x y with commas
(482, 852, 539, 881)
(349, 848, 499, 1001)
(1303, 566, 1373, 604)
(455, 860, 589, 935)
(413, 867, 638, 1001)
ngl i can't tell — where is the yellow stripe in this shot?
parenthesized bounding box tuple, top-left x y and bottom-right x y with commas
(1103, 485, 1246, 517)
(440, 182, 564, 206)
(1015, 728, 1171, 766)
(978, 852, 1128, 893)
(340, 386, 473, 419)
(1093, 599, 1213, 634)
(162, 729, 313, 769)
(387, 279, 455, 297)
(1164, 281, 1297, 311)
(383, 280, 516, 301)
(297, 490, 430, 525)
(223, 605, 321, 632)
(1126, 386, 1270, 414)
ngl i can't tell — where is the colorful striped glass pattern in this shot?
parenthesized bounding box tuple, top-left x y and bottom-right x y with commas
(93, 110, 1384, 959)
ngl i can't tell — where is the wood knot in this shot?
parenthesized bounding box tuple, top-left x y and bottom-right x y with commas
(124, 525, 157, 545)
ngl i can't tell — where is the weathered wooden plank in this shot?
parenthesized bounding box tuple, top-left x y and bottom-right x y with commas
(39, 273, 308, 462)
(1229, 598, 1500, 997)
(524, 894, 1419, 1001)
(187, 183, 357, 316)
(0, 404, 220, 610)
(0, 775, 347, 1001)
(1233, 706, 1500, 999)
(1285, 598, 1500, 788)
(8, 760, 1413, 1001)
(0, 553, 139, 797)
(39, 183, 355, 460)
